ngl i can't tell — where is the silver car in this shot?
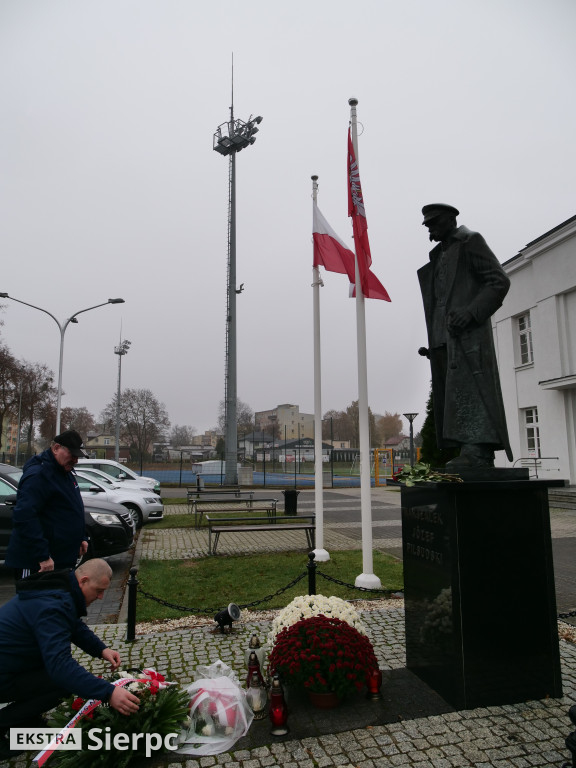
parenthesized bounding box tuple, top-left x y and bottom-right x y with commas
(74, 471, 164, 529)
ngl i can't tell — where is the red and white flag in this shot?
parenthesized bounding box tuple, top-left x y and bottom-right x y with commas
(313, 202, 355, 283)
(347, 129, 391, 302)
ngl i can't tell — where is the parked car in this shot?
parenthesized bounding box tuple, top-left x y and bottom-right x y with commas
(77, 459, 161, 495)
(0, 464, 23, 486)
(75, 466, 163, 499)
(74, 471, 164, 528)
(0, 467, 134, 565)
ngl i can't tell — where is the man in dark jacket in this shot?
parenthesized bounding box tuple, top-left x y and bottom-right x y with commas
(0, 559, 140, 756)
(5, 430, 90, 577)
(418, 204, 513, 469)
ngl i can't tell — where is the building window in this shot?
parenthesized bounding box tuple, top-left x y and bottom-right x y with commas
(104, 438, 110, 445)
(518, 313, 533, 365)
(524, 407, 540, 458)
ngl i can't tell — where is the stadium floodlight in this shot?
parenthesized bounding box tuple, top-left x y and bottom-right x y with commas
(213, 99, 263, 485)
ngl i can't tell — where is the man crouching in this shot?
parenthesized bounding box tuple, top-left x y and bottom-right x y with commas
(0, 559, 139, 757)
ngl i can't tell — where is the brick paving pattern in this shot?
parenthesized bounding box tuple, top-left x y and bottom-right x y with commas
(5, 609, 576, 767)
(3, 488, 576, 767)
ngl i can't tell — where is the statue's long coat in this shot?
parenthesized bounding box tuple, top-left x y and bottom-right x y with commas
(418, 225, 513, 460)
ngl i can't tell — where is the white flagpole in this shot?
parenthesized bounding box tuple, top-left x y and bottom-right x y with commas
(312, 174, 330, 562)
(349, 97, 381, 589)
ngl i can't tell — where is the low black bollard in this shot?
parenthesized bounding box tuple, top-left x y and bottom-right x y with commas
(125, 567, 139, 643)
(307, 551, 316, 595)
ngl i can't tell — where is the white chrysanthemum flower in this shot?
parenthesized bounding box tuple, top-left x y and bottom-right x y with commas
(267, 593, 366, 644)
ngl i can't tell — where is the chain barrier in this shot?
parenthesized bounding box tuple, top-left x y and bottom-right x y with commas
(135, 566, 402, 619)
(316, 570, 404, 597)
(136, 571, 307, 614)
(134, 568, 570, 621)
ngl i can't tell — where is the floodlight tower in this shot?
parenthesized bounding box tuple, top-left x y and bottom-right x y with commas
(114, 338, 131, 462)
(213, 82, 262, 485)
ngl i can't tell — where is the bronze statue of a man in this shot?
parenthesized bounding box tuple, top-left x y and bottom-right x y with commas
(417, 204, 513, 469)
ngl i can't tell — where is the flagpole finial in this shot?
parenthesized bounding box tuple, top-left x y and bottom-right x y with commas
(348, 97, 358, 106)
(311, 175, 318, 181)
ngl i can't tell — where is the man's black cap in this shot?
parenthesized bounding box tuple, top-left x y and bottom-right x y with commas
(422, 204, 460, 224)
(53, 430, 88, 458)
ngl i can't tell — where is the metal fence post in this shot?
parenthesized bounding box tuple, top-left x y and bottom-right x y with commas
(307, 551, 316, 595)
(125, 566, 139, 643)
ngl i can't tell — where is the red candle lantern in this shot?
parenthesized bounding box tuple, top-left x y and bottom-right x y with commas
(269, 674, 289, 736)
(366, 668, 383, 700)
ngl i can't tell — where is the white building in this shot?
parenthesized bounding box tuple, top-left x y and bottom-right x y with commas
(493, 214, 576, 485)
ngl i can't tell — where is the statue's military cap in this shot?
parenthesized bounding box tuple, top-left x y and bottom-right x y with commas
(422, 204, 459, 224)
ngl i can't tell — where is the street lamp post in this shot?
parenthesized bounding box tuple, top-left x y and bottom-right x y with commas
(403, 412, 419, 467)
(213, 99, 262, 486)
(114, 339, 131, 462)
(0, 293, 124, 434)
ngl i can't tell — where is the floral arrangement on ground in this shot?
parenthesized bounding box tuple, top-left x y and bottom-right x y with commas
(268, 593, 366, 644)
(47, 668, 189, 768)
(268, 615, 379, 699)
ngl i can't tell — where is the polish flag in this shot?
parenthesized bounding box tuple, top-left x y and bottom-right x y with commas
(347, 129, 391, 302)
(313, 202, 355, 283)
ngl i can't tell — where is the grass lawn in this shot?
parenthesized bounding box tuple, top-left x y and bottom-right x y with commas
(135, 549, 403, 623)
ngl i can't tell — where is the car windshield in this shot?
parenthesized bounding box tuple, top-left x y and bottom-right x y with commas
(79, 470, 115, 486)
(0, 476, 17, 501)
(75, 474, 105, 491)
(0, 468, 22, 484)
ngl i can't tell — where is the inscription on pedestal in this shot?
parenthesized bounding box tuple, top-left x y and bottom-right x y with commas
(404, 505, 444, 564)
(401, 481, 563, 709)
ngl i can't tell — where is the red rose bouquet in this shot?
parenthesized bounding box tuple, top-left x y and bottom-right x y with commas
(268, 615, 379, 699)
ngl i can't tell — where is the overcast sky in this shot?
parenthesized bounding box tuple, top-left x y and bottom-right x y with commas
(1, 0, 575, 438)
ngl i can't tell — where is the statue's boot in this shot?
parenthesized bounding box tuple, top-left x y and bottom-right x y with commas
(445, 444, 495, 470)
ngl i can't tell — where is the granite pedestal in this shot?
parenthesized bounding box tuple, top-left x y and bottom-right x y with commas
(401, 477, 565, 709)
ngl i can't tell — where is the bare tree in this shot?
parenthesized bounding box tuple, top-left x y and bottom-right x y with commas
(322, 408, 353, 443)
(101, 388, 170, 461)
(170, 424, 197, 447)
(376, 412, 403, 443)
(62, 406, 96, 437)
(0, 344, 21, 450)
(20, 361, 56, 453)
(322, 401, 377, 448)
(217, 398, 254, 437)
(39, 405, 96, 442)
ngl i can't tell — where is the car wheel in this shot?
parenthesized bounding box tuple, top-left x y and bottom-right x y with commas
(123, 503, 143, 530)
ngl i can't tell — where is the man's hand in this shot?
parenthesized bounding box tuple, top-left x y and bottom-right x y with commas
(79, 541, 89, 557)
(447, 309, 473, 334)
(102, 648, 122, 671)
(39, 557, 54, 572)
(109, 686, 140, 716)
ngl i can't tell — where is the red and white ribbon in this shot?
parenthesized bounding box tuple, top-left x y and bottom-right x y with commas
(34, 670, 172, 765)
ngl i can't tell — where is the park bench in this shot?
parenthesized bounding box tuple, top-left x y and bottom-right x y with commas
(187, 490, 255, 515)
(206, 513, 316, 555)
(191, 497, 278, 528)
(186, 485, 246, 501)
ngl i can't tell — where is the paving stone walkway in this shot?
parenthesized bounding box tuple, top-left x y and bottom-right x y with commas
(3, 490, 576, 767)
(5, 607, 576, 767)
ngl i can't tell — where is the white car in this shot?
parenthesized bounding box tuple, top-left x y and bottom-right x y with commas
(76, 459, 161, 495)
(74, 471, 164, 529)
(76, 466, 162, 499)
